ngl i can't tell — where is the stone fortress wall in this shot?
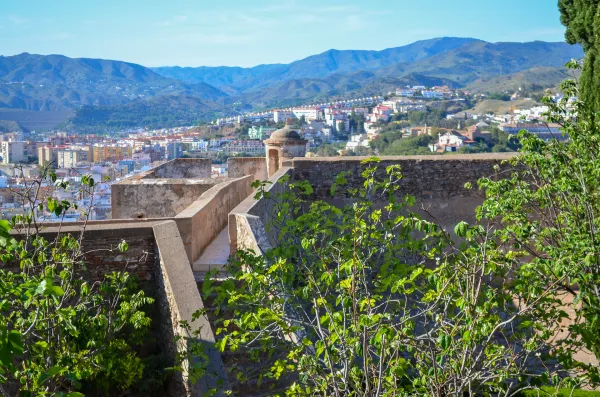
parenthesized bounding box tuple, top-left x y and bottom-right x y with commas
(7, 153, 528, 396)
(230, 153, 515, 254)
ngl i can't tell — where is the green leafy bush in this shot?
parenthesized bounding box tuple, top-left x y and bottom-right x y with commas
(0, 169, 155, 395)
(202, 159, 563, 396)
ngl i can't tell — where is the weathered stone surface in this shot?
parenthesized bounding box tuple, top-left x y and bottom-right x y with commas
(291, 154, 515, 234)
(229, 167, 293, 253)
(147, 159, 212, 179)
(229, 154, 517, 256)
(292, 154, 514, 200)
(112, 179, 222, 219)
(227, 157, 267, 182)
(18, 222, 160, 284)
(175, 176, 253, 263)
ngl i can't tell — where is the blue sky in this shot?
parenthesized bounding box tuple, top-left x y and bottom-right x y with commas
(0, 0, 566, 67)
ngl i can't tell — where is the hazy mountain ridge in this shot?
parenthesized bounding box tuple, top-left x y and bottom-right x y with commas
(152, 37, 481, 90)
(377, 41, 584, 84)
(0, 53, 227, 112)
(0, 38, 584, 131)
(220, 40, 582, 109)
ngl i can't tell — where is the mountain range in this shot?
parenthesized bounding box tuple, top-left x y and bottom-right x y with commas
(0, 37, 584, 131)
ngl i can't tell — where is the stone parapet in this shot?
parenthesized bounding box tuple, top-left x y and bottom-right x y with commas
(153, 220, 230, 396)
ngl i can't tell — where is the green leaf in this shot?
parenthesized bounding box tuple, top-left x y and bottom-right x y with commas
(118, 240, 129, 253)
(454, 221, 468, 237)
(39, 366, 63, 384)
(34, 279, 48, 296)
(0, 220, 10, 234)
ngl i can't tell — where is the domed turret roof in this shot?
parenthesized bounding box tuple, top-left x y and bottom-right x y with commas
(268, 125, 303, 141)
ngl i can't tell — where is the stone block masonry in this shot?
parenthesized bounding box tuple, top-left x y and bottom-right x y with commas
(292, 154, 515, 234)
(21, 222, 160, 284)
(153, 220, 229, 397)
(229, 154, 517, 255)
(112, 158, 225, 219)
(175, 175, 253, 263)
(229, 167, 293, 254)
(228, 157, 267, 182)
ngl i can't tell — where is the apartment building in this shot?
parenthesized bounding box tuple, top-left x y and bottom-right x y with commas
(274, 110, 296, 123)
(38, 146, 57, 166)
(57, 149, 91, 168)
(166, 142, 184, 160)
(92, 144, 132, 162)
(1, 141, 25, 165)
(292, 108, 322, 121)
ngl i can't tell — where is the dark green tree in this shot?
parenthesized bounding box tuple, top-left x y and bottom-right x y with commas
(337, 121, 347, 136)
(559, 0, 600, 111)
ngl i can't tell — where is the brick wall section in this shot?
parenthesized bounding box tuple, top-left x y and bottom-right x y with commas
(292, 154, 515, 233)
(292, 154, 515, 201)
(23, 222, 161, 283)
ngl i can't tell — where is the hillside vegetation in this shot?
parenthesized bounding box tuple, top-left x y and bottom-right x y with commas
(468, 98, 541, 115)
(67, 95, 223, 133)
(466, 66, 580, 93)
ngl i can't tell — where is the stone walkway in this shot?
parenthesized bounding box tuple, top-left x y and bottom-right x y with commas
(193, 227, 230, 272)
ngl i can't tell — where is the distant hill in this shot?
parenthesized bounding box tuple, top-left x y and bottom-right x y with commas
(0, 53, 226, 111)
(375, 41, 583, 85)
(468, 98, 541, 115)
(0, 53, 228, 130)
(223, 41, 583, 110)
(0, 120, 27, 133)
(66, 95, 223, 133)
(152, 37, 480, 91)
(0, 109, 72, 131)
(154, 39, 582, 113)
(237, 73, 460, 109)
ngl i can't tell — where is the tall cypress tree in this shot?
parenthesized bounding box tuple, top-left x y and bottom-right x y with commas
(559, 0, 600, 111)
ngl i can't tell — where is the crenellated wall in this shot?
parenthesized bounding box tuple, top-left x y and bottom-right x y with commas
(6, 154, 541, 396)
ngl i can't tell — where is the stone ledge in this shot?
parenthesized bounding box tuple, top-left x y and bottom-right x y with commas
(292, 153, 517, 163)
(153, 220, 230, 397)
